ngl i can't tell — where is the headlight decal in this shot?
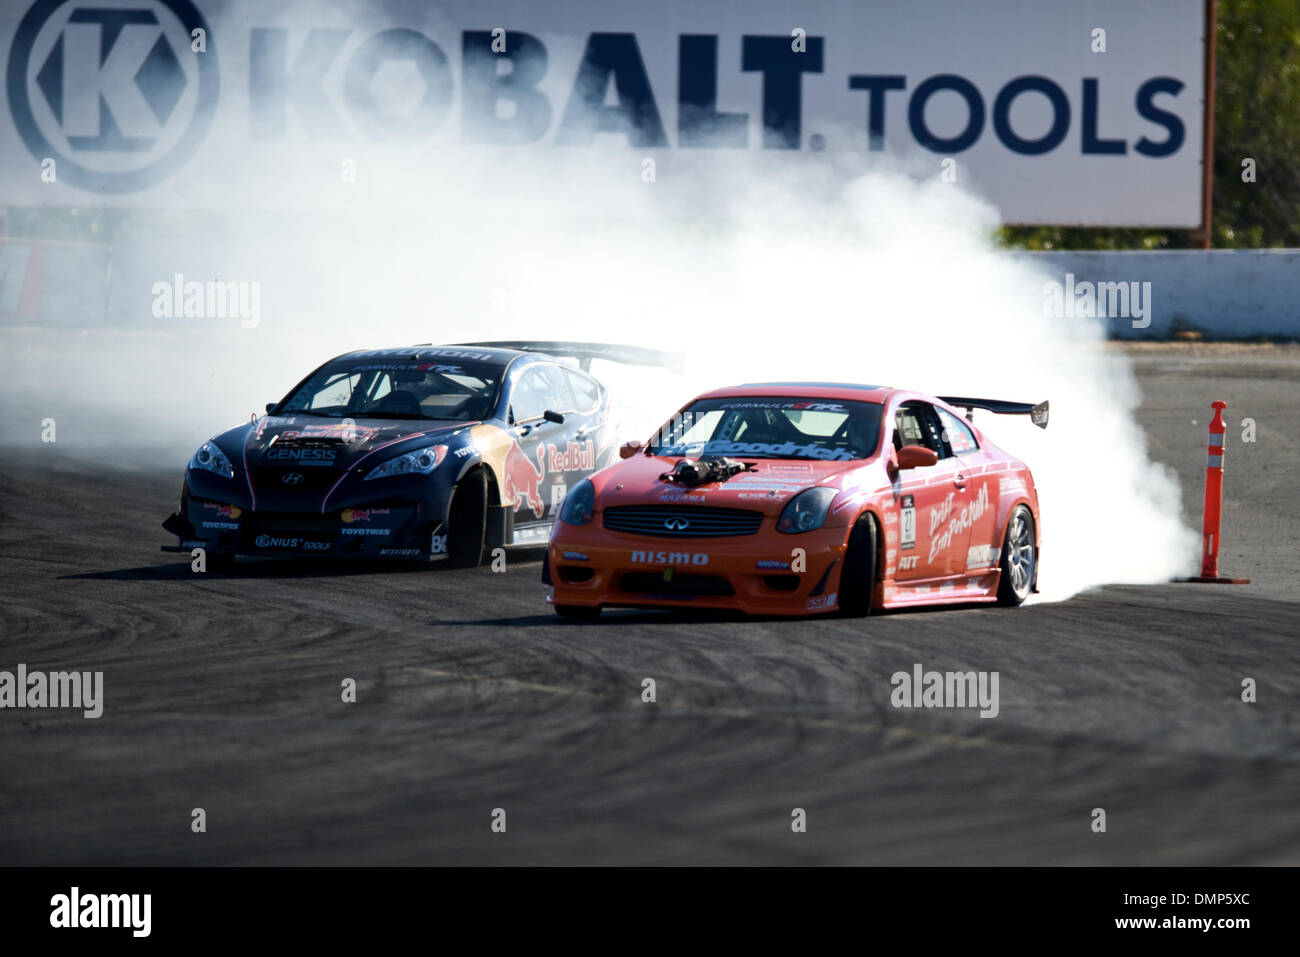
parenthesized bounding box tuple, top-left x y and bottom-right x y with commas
(777, 487, 838, 534)
(363, 445, 449, 481)
(189, 441, 235, 479)
(558, 478, 595, 525)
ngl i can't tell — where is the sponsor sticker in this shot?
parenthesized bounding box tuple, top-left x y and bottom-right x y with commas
(264, 447, 337, 464)
(900, 495, 916, 550)
(341, 507, 391, 524)
(511, 525, 551, 545)
(631, 550, 709, 566)
(280, 424, 378, 443)
(718, 401, 848, 412)
(658, 440, 854, 462)
(966, 544, 999, 569)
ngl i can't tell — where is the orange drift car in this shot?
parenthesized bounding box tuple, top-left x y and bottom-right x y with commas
(543, 383, 1047, 618)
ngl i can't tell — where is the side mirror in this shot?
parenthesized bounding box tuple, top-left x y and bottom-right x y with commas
(543, 409, 565, 424)
(896, 445, 939, 469)
(619, 440, 643, 459)
(264, 402, 276, 414)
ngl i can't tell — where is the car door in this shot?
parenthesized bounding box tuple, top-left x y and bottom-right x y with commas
(503, 363, 579, 530)
(935, 406, 998, 574)
(890, 400, 971, 582)
(553, 364, 609, 486)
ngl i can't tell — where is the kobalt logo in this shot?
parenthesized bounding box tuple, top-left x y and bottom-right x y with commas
(631, 550, 708, 566)
(7, 0, 219, 193)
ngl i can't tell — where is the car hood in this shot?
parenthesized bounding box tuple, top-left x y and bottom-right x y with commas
(202, 415, 477, 512)
(213, 415, 471, 472)
(593, 453, 871, 517)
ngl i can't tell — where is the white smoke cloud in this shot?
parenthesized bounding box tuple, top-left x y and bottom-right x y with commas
(0, 6, 1197, 600)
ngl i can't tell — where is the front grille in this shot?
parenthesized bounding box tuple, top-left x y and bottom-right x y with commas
(603, 505, 763, 538)
(618, 572, 735, 597)
(244, 511, 343, 532)
(250, 468, 340, 492)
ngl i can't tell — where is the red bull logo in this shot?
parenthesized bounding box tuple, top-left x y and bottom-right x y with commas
(341, 507, 390, 524)
(547, 440, 596, 473)
(282, 424, 378, 443)
(203, 503, 242, 519)
(502, 443, 548, 519)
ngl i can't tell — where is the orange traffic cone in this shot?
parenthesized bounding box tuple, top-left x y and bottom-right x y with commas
(1182, 400, 1249, 584)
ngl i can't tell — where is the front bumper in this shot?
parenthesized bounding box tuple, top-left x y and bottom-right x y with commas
(546, 517, 851, 615)
(162, 494, 443, 560)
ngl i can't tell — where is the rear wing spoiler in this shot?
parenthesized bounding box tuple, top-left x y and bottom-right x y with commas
(455, 340, 684, 375)
(939, 396, 1050, 430)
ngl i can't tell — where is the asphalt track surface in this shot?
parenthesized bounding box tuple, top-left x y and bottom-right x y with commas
(1, 344, 1297, 865)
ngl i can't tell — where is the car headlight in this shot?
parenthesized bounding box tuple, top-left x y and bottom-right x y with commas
(777, 487, 837, 533)
(364, 445, 447, 481)
(189, 441, 234, 479)
(559, 478, 595, 525)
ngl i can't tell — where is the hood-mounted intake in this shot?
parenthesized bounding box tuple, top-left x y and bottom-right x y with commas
(660, 456, 754, 488)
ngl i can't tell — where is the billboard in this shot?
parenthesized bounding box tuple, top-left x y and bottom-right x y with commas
(0, 0, 1206, 226)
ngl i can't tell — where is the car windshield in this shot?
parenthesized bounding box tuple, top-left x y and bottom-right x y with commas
(647, 397, 884, 461)
(278, 356, 502, 421)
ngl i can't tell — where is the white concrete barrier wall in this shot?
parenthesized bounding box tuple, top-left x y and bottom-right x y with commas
(3, 241, 1299, 338)
(1017, 249, 1300, 339)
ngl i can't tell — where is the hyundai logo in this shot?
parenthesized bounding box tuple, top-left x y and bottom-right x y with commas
(281, 472, 304, 485)
(7, 0, 220, 193)
(663, 516, 690, 531)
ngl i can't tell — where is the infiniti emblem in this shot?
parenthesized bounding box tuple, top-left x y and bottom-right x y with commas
(282, 472, 305, 485)
(664, 516, 690, 531)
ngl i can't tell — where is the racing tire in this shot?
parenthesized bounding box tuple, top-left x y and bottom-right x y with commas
(995, 505, 1036, 606)
(554, 604, 601, 620)
(836, 514, 878, 617)
(445, 469, 487, 568)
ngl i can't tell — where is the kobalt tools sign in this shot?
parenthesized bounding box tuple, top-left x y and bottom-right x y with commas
(0, 0, 1205, 225)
